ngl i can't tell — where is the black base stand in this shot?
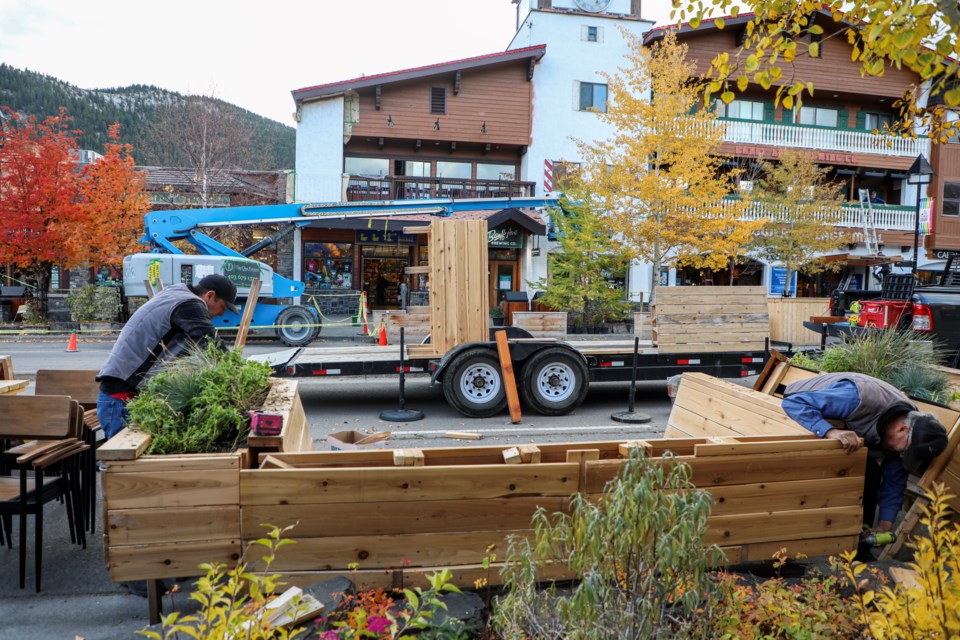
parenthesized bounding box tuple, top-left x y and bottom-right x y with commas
(379, 328, 424, 422)
(611, 336, 651, 424)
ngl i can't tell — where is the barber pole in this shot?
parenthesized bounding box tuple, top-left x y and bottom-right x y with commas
(543, 159, 554, 193)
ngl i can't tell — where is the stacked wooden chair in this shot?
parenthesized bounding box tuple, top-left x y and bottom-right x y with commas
(0, 394, 89, 591)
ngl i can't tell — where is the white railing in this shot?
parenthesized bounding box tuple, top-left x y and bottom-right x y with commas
(723, 199, 916, 231)
(717, 120, 931, 158)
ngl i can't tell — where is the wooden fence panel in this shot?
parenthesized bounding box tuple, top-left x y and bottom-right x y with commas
(768, 298, 832, 346)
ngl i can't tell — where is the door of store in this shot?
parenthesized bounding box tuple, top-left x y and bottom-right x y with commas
(490, 261, 517, 307)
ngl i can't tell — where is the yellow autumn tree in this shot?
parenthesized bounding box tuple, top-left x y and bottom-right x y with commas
(573, 30, 764, 293)
(749, 149, 851, 296)
(671, 0, 960, 141)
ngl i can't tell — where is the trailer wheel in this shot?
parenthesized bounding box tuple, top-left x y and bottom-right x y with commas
(520, 348, 589, 416)
(275, 306, 320, 347)
(442, 348, 506, 418)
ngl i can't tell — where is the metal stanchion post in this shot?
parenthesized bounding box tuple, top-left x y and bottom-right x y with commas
(379, 328, 424, 422)
(611, 337, 652, 424)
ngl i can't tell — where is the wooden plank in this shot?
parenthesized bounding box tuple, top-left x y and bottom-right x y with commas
(402, 226, 430, 235)
(694, 438, 840, 456)
(104, 453, 240, 472)
(0, 394, 73, 440)
(239, 464, 581, 505)
(655, 303, 770, 315)
(98, 428, 153, 461)
(232, 278, 261, 354)
(583, 448, 868, 493)
(707, 476, 863, 515)
(705, 506, 863, 546)
(393, 448, 425, 467)
(495, 330, 522, 424)
(502, 447, 522, 464)
(518, 444, 542, 464)
(105, 469, 240, 509)
(735, 535, 859, 563)
(403, 265, 430, 274)
(251, 530, 529, 571)
(0, 355, 14, 380)
(667, 405, 742, 439)
(107, 505, 239, 545)
(108, 539, 241, 582)
(444, 431, 483, 441)
(242, 497, 568, 538)
(658, 341, 768, 354)
(261, 455, 296, 469)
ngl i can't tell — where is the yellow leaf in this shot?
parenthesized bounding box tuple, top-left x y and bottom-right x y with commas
(851, 45, 860, 61)
(809, 24, 824, 35)
(731, 6, 740, 16)
(759, 72, 771, 90)
(809, 42, 820, 58)
(784, 48, 796, 62)
(945, 88, 960, 107)
(690, 16, 701, 29)
(715, 18, 725, 29)
(737, 75, 749, 91)
(746, 54, 759, 72)
(720, 91, 735, 104)
(782, 95, 794, 110)
(806, 81, 814, 95)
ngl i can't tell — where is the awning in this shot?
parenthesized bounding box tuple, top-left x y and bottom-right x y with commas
(301, 207, 546, 235)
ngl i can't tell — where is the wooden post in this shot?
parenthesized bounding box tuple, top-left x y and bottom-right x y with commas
(494, 330, 522, 424)
(233, 279, 261, 355)
(142, 279, 155, 300)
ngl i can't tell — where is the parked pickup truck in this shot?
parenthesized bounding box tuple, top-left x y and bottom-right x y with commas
(911, 256, 960, 366)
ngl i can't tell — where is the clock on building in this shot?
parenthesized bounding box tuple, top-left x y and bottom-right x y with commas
(573, 0, 612, 12)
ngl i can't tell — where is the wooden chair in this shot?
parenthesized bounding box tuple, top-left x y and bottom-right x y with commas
(34, 370, 101, 535)
(0, 395, 88, 591)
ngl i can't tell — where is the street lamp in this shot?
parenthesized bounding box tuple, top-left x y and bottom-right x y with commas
(907, 154, 935, 276)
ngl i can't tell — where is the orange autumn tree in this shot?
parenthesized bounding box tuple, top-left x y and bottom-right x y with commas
(77, 123, 149, 265)
(0, 107, 84, 317)
(0, 109, 149, 317)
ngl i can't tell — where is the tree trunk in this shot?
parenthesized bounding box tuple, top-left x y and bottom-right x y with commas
(31, 262, 52, 319)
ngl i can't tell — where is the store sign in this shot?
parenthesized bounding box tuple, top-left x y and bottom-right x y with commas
(355, 230, 417, 245)
(769, 267, 798, 296)
(221, 258, 263, 287)
(488, 226, 522, 248)
(934, 250, 960, 260)
(734, 145, 858, 165)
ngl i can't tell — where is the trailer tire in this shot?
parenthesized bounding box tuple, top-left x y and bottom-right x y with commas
(442, 348, 506, 418)
(275, 306, 320, 347)
(520, 348, 589, 416)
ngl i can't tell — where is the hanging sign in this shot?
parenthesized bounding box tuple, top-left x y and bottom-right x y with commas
(488, 226, 523, 248)
(355, 230, 417, 245)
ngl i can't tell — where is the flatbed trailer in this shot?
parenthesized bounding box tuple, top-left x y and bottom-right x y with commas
(266, 337, 769, 418)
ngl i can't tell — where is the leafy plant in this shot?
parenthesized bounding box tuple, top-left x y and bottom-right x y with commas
(67, 284, 120, 322)
(491, 448, 723, 639)
(712, 550, 864, 639)
(793, 330, 951, 402)
(490, 306, 505, 319)
(842, 483, 960, 637)
(18, 298, 46, 325)
(139, 524, 306, 640)
(127, 342, 272, 454)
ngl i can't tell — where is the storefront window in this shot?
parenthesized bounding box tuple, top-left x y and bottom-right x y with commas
(476, 163, 516, 181)
(345, 157, 389, 176)
(436, 161, 471, 179)
(304, 242, 354, 289)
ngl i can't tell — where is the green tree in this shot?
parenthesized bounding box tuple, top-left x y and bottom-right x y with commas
(748, 149, 850, 296)
(573, 31, 763, 295)
(531, 196, 633, 332)
(672, 0, 960, 141)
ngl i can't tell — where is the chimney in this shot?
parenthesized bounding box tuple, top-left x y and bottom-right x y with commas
(631, 0, 641, 18)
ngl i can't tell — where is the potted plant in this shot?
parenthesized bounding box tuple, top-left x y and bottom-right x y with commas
(490, 305, 506, 327)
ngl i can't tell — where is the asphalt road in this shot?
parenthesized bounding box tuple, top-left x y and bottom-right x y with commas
(0, 338, 684, 639)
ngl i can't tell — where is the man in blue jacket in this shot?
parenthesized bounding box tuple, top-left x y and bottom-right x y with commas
(96, 274, 238, 439)
(782, 372, 948, 534)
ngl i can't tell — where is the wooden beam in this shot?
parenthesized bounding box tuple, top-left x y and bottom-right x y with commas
(518, 444, 541, 464)
(97, 428, 152, 461)
(495, 330, 522, 424)
(233, 278, 261, 355)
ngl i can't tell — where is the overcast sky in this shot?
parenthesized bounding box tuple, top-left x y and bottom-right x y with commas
(0, 0, 676, 126)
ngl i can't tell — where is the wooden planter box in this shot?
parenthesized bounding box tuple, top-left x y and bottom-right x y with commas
(512, 311, 567, 339)
(98, 379, 310, 582)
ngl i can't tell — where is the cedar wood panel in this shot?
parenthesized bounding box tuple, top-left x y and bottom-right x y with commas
(930, 144, 960, 250)
(681, 28, 920, 98)
(350, 63, 532, 146)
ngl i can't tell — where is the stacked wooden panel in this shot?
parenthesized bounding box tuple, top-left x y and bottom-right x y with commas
(511, 311, 567, 339)
(666, 372, 810, 439)
(767, 297, 832, 346)
(239, 437, 865, 590)
(653, 285, 769, 353)
(428, 220, 489, 356)
(99, 379, 310, 582)
(376, 307, 431, 344)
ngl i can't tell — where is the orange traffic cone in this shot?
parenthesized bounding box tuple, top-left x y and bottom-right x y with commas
(65, 333, 78, 352)
(378, 322, 387, 346)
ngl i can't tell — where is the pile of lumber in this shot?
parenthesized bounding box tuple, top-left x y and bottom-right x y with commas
(653, 285, 768, 353)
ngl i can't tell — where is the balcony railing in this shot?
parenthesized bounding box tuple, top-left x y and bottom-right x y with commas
(346, 175, 536, 202)
(728, 199, 916, 231)
(717, 119, 931, 158)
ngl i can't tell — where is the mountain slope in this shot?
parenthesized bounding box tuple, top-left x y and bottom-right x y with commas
(0, 63, 295, 170)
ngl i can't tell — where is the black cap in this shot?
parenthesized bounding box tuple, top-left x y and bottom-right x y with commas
(198, 274, 239, 314)
(902, 414, 948, 475)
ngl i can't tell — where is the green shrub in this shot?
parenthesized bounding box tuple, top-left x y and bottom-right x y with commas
(67, 284, 120, 322)
(127, 342, 273, 454)
(491, 448, 723, 639)
(793, 330, 951, 402)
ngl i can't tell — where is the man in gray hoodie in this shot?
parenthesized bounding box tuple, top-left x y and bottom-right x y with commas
(95, 274, 239, 439)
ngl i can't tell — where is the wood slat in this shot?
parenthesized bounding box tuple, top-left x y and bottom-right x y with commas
(98, 428, 153, 461)
(109, 540, 241, 582)
(251, 530, 528, 571)
(104, 452, 240, 472)
(0, 394, 73, 440)
(707, 476, 863, 515)
(731, 535, 859, 564)
(105, 469, 240, 509)
(705, 506, 863, 546)
(107, 505, 240, 545)
(240, 464, 580, 505)
(242, 497, 567, 538)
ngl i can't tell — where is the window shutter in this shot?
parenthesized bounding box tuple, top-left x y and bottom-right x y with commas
(855, 109, 867, 131)
(430, 87, 446, 114)
(597, 26, 604, 43)
(763, 101, 776, 123)
(838, 107, 849, 129)
(581, 25, 589, 41)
